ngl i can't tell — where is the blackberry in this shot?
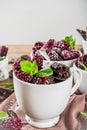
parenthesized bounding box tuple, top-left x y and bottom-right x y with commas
(48, 51, 62, 61)
(32, 52, 44, 69)
(35, 42, 43, 49)
(52, 47, 61, 55)
(47, 39, 55, 47)
(32, 42, 43, 53)
(57, 41, 64, 48)
(0, 117, 22, 130)
(71, 49, 80, 58)
(0, 46, 8, 57)
(44, 39, 55, 53)
(17, 70, 32, 82)
(61, 50, 71, 60)
(13, 59, 22, 73)
(57, 40, 70, 50)
(32, 76, 43, 84)
(61, 42, 70, 50)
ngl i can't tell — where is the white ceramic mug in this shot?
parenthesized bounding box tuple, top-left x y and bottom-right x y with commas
(82, 39, 87, 54)
(74, 63, 87, 93)
(0, 56, 9, 81)
(13, 69, 82, 128)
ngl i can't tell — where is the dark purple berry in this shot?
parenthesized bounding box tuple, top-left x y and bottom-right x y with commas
(13, 59, 22, 73)
(61, 42, 70, 50)
(52, 47, 61, 55)
(32, 42, 43, 53)
(32, 52, 44, 69)
(43, 39, 55, 53)
(17, 70, 33, 82)
(35, 42, 43, 49)
(71, 49, 80, 58)
(61, 50, 71, 60)
(32, 76, 43, 84)
(0, 117, 22, 130)
(48, 51, 62, 61)
(56, 41, 70, 50)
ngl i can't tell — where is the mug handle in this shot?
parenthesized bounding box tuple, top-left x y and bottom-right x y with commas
(70, 67, 82, 95)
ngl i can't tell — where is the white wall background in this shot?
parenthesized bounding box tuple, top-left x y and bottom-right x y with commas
(0, 0, 87, 45)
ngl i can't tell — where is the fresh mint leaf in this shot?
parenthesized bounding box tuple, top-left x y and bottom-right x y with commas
(0, 111, 9, 122)
(20, 60, 38, 75)
(64, 35, 76, 49)
(32, 60, 38, 74)
(80, 112, 87, 117)
(0, 57, 5, 61)
(36, 68, 53, 77)
(78, 61, 87, 71)
(5, 84, 14, 90)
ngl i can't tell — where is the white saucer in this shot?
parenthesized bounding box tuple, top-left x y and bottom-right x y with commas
(25, 115, 60, 128)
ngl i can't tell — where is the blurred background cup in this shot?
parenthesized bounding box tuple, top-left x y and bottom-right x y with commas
(0, 56, 9, 81)
(74, 63, 87, 93)
(82, 39, 87, 54)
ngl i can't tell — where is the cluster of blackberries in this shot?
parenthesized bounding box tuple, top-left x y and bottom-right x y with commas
(0, 110, 22, 130)
(13, 58, 55, 84)
(32, 39, 80, 61)
(13, 56, 70, 84)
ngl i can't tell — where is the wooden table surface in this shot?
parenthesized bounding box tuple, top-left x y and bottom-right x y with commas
(0, 44, 82, 88)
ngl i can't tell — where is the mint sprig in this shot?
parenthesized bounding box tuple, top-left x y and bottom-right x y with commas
(78, 61, 87, 71)
(20, 60, 53, 77)
(36, 68, 53, 77)
(64, 35, 76, 49)
(0, 111, 9, 122)
(80, 112, 87, 117)
(5, 84, 14, 90)
(20, 60, 38, 75)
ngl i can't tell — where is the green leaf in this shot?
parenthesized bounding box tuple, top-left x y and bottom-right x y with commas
(0, 57, 5, 61)
(64, 35, 76, 49)
(36, 68, 53, 77)
(20, 60, 38, 75)
(78, 61, 87, 71)
(0, 111, 9, 122)
(80, 112, 87, 117)
(5, 84, 14, 90)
